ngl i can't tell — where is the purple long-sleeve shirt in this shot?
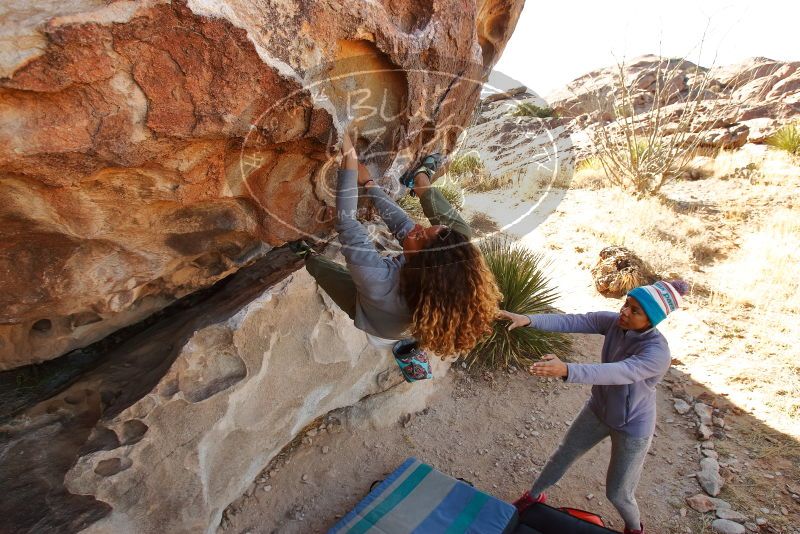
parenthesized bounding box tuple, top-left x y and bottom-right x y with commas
(335, 169, 415, 339)
(527, 311, 671, 438)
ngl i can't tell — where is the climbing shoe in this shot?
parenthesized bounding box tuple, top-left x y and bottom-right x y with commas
(399, 153, 443, 196)
(511, 491, 546, 514)
(288, 239, 313, 258)
(392, 339, 432, 382)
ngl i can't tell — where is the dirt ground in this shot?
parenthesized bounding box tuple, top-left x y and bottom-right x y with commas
(221, 147, 800, 534)
(219, 336, 798, 534)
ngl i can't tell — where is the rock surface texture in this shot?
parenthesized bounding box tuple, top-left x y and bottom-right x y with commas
(0, 0, 524, 369)
(548, 56, 799, 122)
(64, 266, 450, 534)
(0, 250, 450, 533)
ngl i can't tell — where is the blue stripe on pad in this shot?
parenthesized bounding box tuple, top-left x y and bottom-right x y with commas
(328, 457, 418, 534)
(461, 496, 517, 534)
(346, 463, 433, 534)
(445, 491, 490, 534)
(409, 482, 477, 533)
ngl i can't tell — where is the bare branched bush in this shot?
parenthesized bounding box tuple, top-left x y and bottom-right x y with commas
(587, 55, 766, 196)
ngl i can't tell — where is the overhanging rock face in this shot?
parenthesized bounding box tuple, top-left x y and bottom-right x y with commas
(0, 0, 524, 369)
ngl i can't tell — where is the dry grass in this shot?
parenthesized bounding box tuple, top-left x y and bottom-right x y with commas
(463, 171, 514, 192)
(447, 152, 515, 193)
(468, 211, 500, 235)
(712, 207, 800, 313)
(456, 167, 515, 193)
(559, 146, 800, 437)
(574, 189, 705, 276)
(397, 178, 465, 220)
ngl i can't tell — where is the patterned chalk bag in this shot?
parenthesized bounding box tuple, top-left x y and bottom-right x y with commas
(392, 338, 432, 382)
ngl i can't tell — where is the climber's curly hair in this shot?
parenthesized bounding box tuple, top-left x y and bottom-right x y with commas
(400, 229, 502, 356)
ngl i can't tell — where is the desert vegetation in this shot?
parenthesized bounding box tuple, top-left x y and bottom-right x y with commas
(446, 152, 514, 192)
(767, 122, 800, 156)
(463, 237, 570, 370)
(509, 102, 557, 118)
(587, 56, 755, 196)
(397, 177, 465, 219)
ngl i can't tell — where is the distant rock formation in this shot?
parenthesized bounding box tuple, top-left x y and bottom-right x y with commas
(546, 55, 800, 150)
(453, 56, 799, 203)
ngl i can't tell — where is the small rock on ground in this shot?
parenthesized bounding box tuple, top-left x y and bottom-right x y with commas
(686, 493, 716, 513)
(711, 518, 746, 534)
(697, 457, 724, 496)
(674, 399, 691, 414)
(716, 508, 748, 522)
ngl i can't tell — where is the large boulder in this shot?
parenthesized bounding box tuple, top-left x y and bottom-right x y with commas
(0, 0, 524, 370)
(64, 267, 450, 533)
(547, 55, 800, 125)
(544, 56, 800, 158)
(0, 258, 449, 533)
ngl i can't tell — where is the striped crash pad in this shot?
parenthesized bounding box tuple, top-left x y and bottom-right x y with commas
(329, 457, 517, 534)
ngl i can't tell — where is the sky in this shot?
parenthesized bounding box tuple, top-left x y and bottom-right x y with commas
(492, 0, 800, 99)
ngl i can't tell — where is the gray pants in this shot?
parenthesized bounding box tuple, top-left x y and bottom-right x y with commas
(530, 405, 652, 530)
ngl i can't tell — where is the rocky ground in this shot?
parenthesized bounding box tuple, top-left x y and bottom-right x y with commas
(220, 337, 799, 534)
(220, 148, 800, 533)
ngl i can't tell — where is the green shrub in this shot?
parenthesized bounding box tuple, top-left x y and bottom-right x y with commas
(447, 152, 511, 192)
(626, 140, 651, 167)
(397, 178, 464, 220)
(462, 237, 571, 370)
(767, 123, 800, 156)
(448, 152, 484, 176)
(576, 157, 604, 172)
(510, 103, 557, 118)
(614, 104, 634, 119)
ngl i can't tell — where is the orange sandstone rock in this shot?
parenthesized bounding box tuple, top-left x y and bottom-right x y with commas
(0, 0, 525, 369)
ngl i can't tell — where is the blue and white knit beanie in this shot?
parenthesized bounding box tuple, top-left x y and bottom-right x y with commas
(628, 280, 689, 327)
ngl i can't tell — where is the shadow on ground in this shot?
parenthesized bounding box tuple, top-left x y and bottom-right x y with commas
(0, 248, 302, 533)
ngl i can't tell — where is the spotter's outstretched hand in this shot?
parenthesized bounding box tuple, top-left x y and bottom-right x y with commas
(528, 354, 568, 378)
(497, 309, 532, 331)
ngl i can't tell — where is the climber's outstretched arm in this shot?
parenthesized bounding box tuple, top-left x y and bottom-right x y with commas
(334, 130, 395, 292)
(363, 174, 414, 241)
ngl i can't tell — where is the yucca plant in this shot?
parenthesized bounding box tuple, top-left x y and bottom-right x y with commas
(462, 237, 571, 370)
(767, 123, 800, 156)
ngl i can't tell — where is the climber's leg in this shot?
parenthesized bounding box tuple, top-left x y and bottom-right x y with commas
(415, 173, 471, 239)
(305, 255, 358, 320)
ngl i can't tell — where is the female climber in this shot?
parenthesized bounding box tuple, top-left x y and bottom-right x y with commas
(292, 128, 501, 373)
(499, 279, 689, 534)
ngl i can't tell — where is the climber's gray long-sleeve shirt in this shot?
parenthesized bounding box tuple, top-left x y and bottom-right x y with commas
(527, 312, 671, 437)
(336, 169, 415, 339)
